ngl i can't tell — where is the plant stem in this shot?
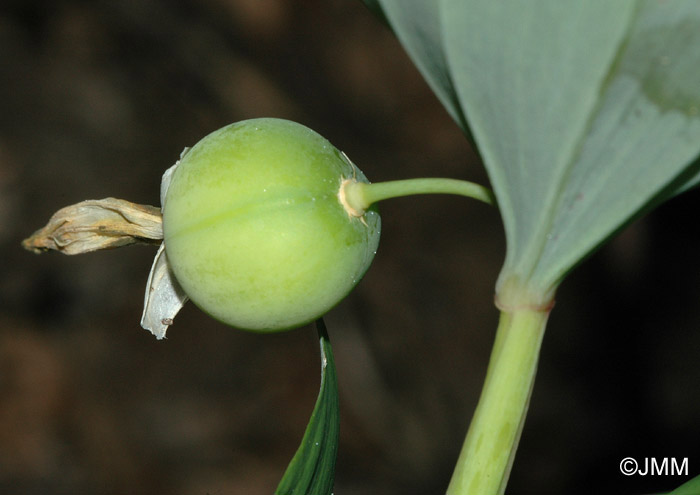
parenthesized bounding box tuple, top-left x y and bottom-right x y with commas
(340, 178, 494, 216)
(446, 307, 550, 495)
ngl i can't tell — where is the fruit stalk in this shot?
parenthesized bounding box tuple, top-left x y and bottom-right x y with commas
(340, 177, 494, 217)
(446, 307, 549, 495)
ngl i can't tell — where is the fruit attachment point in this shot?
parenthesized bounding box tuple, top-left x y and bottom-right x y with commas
(338, 178, 369, 218)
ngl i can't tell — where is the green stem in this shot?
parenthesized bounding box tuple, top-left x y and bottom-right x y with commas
(447, 307, 550, 495)
(340, 178, 494, 216)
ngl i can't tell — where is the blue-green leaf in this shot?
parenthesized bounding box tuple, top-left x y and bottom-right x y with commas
(275, 319, 339, 495)
(442, 0, 636, 302)
(523, 1, 700, 293)
(377, 0, 700, 305)
(375, 0, 468, 130)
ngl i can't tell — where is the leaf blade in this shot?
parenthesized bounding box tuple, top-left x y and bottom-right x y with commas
(441, 0, 636, 301)
(438, 0, 700, 301)
(376, 0, 468, 130)
(528, 0, 700, 290)
(275, 319, 339, 495)
(667, 473, 700, 495)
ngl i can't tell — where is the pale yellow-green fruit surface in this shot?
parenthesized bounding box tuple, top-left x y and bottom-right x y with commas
(162, 118, 380, 332)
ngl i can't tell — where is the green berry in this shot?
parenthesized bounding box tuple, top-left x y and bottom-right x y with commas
(162, 118, 380, 332)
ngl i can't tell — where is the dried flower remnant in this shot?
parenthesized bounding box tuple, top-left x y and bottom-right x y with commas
(23, 162, 188, 339)
(22, 198, 163, 254)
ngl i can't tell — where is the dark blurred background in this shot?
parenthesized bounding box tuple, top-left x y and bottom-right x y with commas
(2, 1, 700, 494)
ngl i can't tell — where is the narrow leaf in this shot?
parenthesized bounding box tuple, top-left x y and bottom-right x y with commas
(667, 473, 700, 495)
(276, 319, 339, 495)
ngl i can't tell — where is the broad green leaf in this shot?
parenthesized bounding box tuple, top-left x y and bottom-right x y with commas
(438, 0, 700, 303)
(276, 319, 339, 495)
(668, 473, 700, 495)
(369, 0, 700, 303)
(441, 0, 634, 302)
(515, 0, 700, 294)
(375, 0, 468, 130)
(672, 155, 700, 195)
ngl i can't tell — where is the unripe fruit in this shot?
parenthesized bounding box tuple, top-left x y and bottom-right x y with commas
(162, 118, 380, 332)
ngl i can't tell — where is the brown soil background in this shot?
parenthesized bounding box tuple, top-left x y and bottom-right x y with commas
(2, 1, 700, 494)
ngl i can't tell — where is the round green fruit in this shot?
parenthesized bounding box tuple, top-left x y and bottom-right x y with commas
(162, 118, 380, 332)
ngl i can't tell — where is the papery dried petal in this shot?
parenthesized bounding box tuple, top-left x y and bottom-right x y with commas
(141, 243, 188, 339)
